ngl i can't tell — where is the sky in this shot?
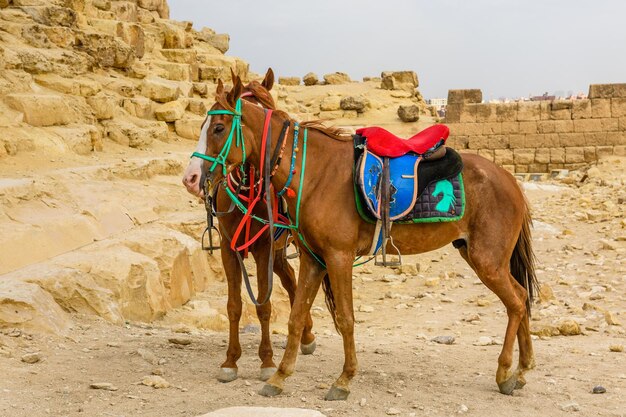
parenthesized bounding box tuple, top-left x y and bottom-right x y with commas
(169, 0, 626, 100)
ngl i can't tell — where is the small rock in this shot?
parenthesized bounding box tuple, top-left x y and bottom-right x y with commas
(106, 342, 120, 348)
(400, 264, 418, 275)
(90, 382, 118, 391)
(172, 324, 192, 334)
(604, 311, 621, 326)
(168, 337, 191, 346)
(476, 298, 491, 307)
(558, 320, 581, 336)
(397, 105, 420, 122)
(242, 324, 261, 334)
(152, 368, 164, 376)
(609, 344, 623, 352)
(599, 239, 617, 250)
(560, 402, 580, 412)
(432, 335, 455, 345)
(592, 385, 606, 394)
(382, 274, 403, 283)
(137, 348, 159, 365)
(374, 348, 391, 355)
(538, 283, 555, 303)
(424, 277, 440, 287)
(473, 336, 495, 346)
(359, 305, 374, 313)
(141, 375, 170, 389)
(458, 404, 469, 414)
(21, 353, 42, 364)
(395, 303, 408, 310)
(386, 408, 401, 415)
(359, 398, 367, 407)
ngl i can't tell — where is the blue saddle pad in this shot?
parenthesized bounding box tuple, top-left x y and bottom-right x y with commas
(357, 148, 420, 221)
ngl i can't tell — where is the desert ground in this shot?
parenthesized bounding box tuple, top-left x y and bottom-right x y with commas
(1, 152, 624, 417)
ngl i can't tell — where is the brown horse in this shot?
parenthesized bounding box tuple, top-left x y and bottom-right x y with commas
(198, 74, 538, 400)
(182, 69, 316, 383)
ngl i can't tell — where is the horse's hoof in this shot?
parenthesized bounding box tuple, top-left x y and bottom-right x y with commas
(324, 385, 350, 401)
(300, 340, 316, 355)
(498, 371, 519, 395)
(217, 367, 238, 383)
(515, 374, 527, 390)
(259, 367, 277, 382)
(259, 383, 283, 397)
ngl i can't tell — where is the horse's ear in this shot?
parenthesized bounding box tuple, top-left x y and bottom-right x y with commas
(230, 68, 237, 83)
(261, 68, 274, 91)
(226, 76, 243, 107)
(216, 79, 224, 96)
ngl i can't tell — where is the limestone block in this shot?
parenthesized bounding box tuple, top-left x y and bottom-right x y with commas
(535, 148, 550, 164)
(42, 26, 75, 47)
(601, 117, 619, 131)
(318, 110, 343, 119)
(596, 146, 614, 158)
(188, 98, 207, 115)
(447, 89, 482, 104)
(20, 6, 77, 27)
(156, 0, 169, 18)
(123, 97, 154, 119)
(559, 133, 586, 147)
(572, 99, 591, 119)
(500, 121, 518, 134)
(591, 99, 611, 118)
(161, 49, 197, 64)
(397, 105, 419, 122)
(481, 122, 501, 135)
(619, 117, 626, 132)
(614, 145, 626, 156)
(487, 135, 508, 149)
(155, 100, 186, 122)
(175, 117, 204, 140)
(110, 1, 137, 22)
(381, 71, 419, 91)
(528, 163, 548, 173)
(196, 29, 229, 53)
(573, 118, 603, 133)
(495, 103, 517, 122)
(517, 102, 541, 121)
(584, 132, 607, 146)
(303, 72, 318, 86)
(5, 94, 78, 126)
(494, 149, 514, 165)
(611, 98, 626, 117)
(141, 77, 181, 103)
(34, 74, 101, 97)
(198, 65, 223, 82)
(474, 103, 495, 122)
(583, 146, 597, 162)
(341, 96, 368, 113)
(158, 21, 193, 49)
(103, 119, 154, 148)
(467, 136, 489, 149)
(518, 121, 538, 134)
(588, 83, 626, 99)
(92, 0, 111, 10)
(137, 0, 163, 11)
(278, 77, 300, 86)
(565, 147, 585, 163)
(193, 82, 209, 97)
(0, 280, 71, 335)
(444, 104, 462, 123)
(515, 165, 528, 173)
(137, 7, 156, 23)
(550, 101, 573, 120)
(153, 61, 193, 81)
(508, 134, 526, 149)
(513, 148, 535, 164)
(75, 31, 136, 69)
(459, 105, 477, 123)
(87, 92, 119, 120)
(1, 0, 9, 7)
(323, 72, 351, 85)
(320, 95, 341, 111)
(447, 135, 468, 149)
(606, 132, 626, 145)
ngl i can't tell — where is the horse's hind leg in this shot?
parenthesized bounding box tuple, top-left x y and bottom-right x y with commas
(459, 241, 528, 395)
(274, 249, 316, 354)
(219, 244, 243, 383)
(514, 284, 535, 389)
(252, 246, 278, 381)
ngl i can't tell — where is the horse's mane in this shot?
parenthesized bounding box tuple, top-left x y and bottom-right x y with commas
(300, 120, 352, 142)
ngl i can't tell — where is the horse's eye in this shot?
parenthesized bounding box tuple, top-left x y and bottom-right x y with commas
(214, 124, 225, 134)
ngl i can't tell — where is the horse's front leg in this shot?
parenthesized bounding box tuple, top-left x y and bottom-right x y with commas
(218, 242, 243, 383)
(252, 244, 278, 381)
(259, 252, 325, 397)
(321, 252, 357, 401)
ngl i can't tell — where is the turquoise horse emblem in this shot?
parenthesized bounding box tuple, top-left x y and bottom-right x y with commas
(433, 180, 456, 213)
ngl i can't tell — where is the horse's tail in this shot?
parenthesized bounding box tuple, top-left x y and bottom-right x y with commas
(510, 197, 539, 316)
(322, 274, 341, 334)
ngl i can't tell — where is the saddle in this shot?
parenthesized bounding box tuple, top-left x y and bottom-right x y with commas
(354, 124, 463, 267)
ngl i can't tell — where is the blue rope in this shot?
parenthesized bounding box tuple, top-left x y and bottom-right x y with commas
(277, 122, 299, 197)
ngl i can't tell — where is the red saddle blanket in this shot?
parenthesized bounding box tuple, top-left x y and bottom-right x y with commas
(356, 124, 449, 158)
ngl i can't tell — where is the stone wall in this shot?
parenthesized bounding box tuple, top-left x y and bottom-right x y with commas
(445, 84, 626, 173)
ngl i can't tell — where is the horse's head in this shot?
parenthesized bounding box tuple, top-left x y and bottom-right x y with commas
(182, 68, 275, 197)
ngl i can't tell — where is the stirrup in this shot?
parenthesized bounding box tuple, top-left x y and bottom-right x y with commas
(284, 234, 300, 260)
(202, 225, 221, 253)
(375, 235, 402, 267)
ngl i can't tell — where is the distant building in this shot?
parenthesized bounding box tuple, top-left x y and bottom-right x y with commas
(530, 93, 556, 101)
(427, 98, 448, 107)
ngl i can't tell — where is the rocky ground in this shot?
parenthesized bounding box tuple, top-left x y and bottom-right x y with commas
(1, 157, 624, 417)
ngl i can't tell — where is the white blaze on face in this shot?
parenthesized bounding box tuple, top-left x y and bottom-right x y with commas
(182, 115, 210, 196)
